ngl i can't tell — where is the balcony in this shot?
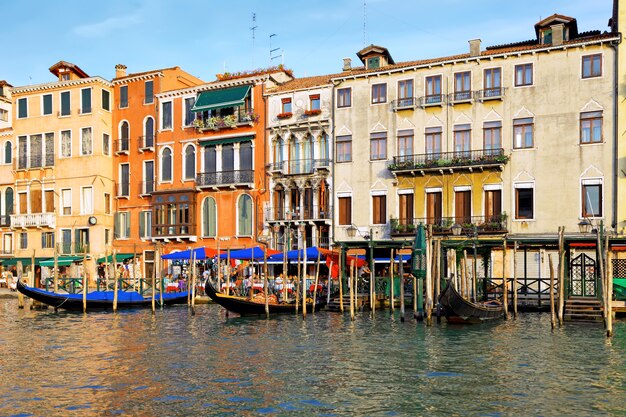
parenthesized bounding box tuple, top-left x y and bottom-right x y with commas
(115, 138, 130, 155)
(57, 242, 90, 255)
(116, 182, 130, 198)
(449, 91, 473, 105)
(392, 97, 418, 111)
(196, 170, 254, 188)
(138, 135, 154, 152)
(139, 180, 154, 196)
(193, 110, 259, 132)
(268, 159, 331, 176)
(419, 94, 445, 107)
(0, 215, 10, 227)
(476, 87, 505, 101)
(390, 214, 508, 237)
(265, 205, 333, 222)
(11, 213, 55, 229)
(388, 148, 508, 175)
(152, 224, 196, 240)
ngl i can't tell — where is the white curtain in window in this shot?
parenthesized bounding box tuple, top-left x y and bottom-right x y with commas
(61, 131, 71, 157)
(81, 128, 92, 155)
(82, 187, 93, 214)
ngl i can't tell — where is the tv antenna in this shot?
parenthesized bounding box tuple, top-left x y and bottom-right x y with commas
(270, 34, 282, 65)
(251, 13, 258, 67)
(363, 0, 368, 46)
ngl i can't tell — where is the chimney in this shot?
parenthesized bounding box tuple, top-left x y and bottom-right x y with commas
(551, 23, 564, 46)
(342, 57, 352, 71)
(115, 64, 127, 78)
(469, 39, 481, 57)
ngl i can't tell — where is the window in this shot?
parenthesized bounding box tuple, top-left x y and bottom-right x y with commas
(144, 80, 154, 104)
(454, 190, 471, 224)
(119, 121, 129, 152)
(120, 85, 128, 108)
(513, 118, 534, 149)
(17, 136, 27, 169)
(184, 145, 196, 180)
(484, 68, 501, 97)
(338, 196, 352, 225)
(515, 184, 534, 219)
(80, 88, 92, 114)
(372, 195, 386, 224)
(370, 132, 387, 160)
(240, 141, 253, 171)
(143, 160, 154, 194)
(29, 134, 42, 168)
(580, 111, 603, 143)
(397, 79, 414, 107)
(453, 124, 471, 156)
(81, 127, 92, 155)
(144, 117, 155, 148)
(541, 29, 552, 45)
(397, 129, 413, 161)
(44, 132, 54, 166)
(103, 133, 110, 156)
(17, 98, 27, 118)
(237, 194, 253, 236)
(426, 191, 442, 224)
(81, 186, 93, 214)
(61, 189, 71, 215)
(310, 94, 321, 111)
(515, 64, 533, 86)
(337, 88, 351, 108)
(582, 54, 602, 79)
(582, 180, 602, 218)
(371, 83, 387, 104)
(425, 127, 442, 157)
(281, 98, 292, 114)
(105, 229, 110, 245)
(60, 229, 71, 254)
(367, 57, 380, 69)
(41, 232, 54, 249)
(202, 197, 217, 237)
(151, 191, 195, 236)
(19, 232, 27, 250)
(119, 163, 130, 197)
(102, 89, 110, 111)
(5, 187, 13, 216)
(484, 189, 502, 221)
(60, 91, 71, 116)
(425, 75, 442, 104)
(139, 210, 152, 239)
(0, 109, 7, 122)
(483, 121, 502, 153)
(114, 212, 130, 239)
(104, 193, 111, 214)
(42, 94, 53, 115)
(4, 141, 11, 164)
(336, 135, 352, 162)
(184, 97, 195, 126)
(399, 192, 415, 225)
(61, 130, 71, 158)
(161, 147, 172, 181)
(161, 101, 172, 130)
(453, 72, 471, 101)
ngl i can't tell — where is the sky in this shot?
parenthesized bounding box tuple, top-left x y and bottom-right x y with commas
(0, 0, 614, 87)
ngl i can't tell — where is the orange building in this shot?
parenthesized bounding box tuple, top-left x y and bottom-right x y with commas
(151, 68, 293, 253)
(111, 65, 203, 276)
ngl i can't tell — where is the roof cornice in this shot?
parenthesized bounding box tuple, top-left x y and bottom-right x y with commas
(156, 74, 270, 99)
(11, 77, 112, 95)
(112, 72, 164, 85)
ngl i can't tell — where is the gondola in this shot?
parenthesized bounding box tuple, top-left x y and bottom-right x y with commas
(204, 279, 326, 316)
(439, 280, 504, 323)
(16, 280, 189, 311)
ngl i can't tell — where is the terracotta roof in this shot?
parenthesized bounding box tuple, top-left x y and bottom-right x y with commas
(49, 61, 89, 78)
(113, 66, 181, 81)
(271, 74, 340, 93)
(0, 80, 12, 87)
(535, 13, 575, 28)
(334, 32, 618, 79)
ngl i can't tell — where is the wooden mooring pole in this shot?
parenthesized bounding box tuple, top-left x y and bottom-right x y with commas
(152, 245, 158, 314)
(82, 250, 88, 313)
(513, 242, 518, 320)
(17, 261, 24, 309)
(557, 227, 565, 325)
(399, 254, 405, 322)
(112, 250, 119, 312)
(389, 249, 395, 313)
(502, 240, 508, 320)
(295, 250, 301, 314)
(606, 249, 613, 338)
(264, 248, 269, 318)
(425, 225, 433, 325)
(549, 254, 556, 329)
(312, 250, 321, 314)
(191, 252, 197, 316)
(338, 248, 344, 314)
(302, 242, 307, 319)
(349, 260, 355, 321)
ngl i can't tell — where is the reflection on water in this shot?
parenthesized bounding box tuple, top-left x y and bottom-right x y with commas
(0, 299, 625, 416)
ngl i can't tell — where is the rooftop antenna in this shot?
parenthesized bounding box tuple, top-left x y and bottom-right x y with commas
(363, 0, 367, 46)
(251, 13, 258, 67)
(270, 34, 282, 66)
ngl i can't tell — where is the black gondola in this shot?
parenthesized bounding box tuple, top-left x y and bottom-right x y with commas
(439, 280, 504, 323)
(16, 280, 189, 311)
(204, 279, 326, 315)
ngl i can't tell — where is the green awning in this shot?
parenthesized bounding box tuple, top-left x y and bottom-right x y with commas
(0, 257, 49, 267)
(199, 135, 254, 147)
(40, 256, 87, 267)
(191, 85, 251, 112)
(95, 253, 136, 264)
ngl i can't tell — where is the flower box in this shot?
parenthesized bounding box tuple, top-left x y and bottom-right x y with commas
(304, 109, 321, 116)
(277, 112, 293, 119)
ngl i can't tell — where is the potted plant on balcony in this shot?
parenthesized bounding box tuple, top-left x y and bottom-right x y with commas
(205, 117, 218, 130)
(242, 111, 260, 123)
(193, 118, 205, 129)
(304, 109, 322, 116)
(406, 223, 416, 234)
(223, 114, 237, 128)
(277, 112, 292, 119)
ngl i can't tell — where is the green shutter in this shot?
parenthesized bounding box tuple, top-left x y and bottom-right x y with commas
(139, 211, 145, 238)
(125, 213, 131, 238)
(114, 213, 120, 238)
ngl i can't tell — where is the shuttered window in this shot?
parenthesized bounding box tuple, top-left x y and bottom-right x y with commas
(372, 195, 386, 224)
(338, 196, 352, 225)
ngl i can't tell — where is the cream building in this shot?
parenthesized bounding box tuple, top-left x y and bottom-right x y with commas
(0, 81, 14, 261)
(10, 61, 114, 279)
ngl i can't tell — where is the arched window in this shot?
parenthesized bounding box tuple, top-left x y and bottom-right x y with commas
(184, 145, 195, 180)
(304, 135, 313, 172)
(4, 141, 12, 164)
(319, 133, 328, 161)
(5, 187, 13, 215)
(237, 194, 253, 236)
(144, 117, 154, 148)
(120, 121, 129, 151)
(274, 137, 283, 164)
(161, 147, 172, 181)
(202, 197, 217, 237)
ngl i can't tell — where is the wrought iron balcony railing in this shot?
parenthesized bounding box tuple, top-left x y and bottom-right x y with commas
(419, 94, 445, 107)
(152, 224, 196, 237)
(115, 138, 130, 154)
(390, 214, 508, 236)
(265, 205, 333, 222)
(391, 97, 418, 111)
(138, 135, 154, 151)
(116, 182, 130, 198)
(196, 170, 254, 187)
(57, 242, 90, 255)
(388, 148, 508, 173)
(449, 91, 473, 104)
(139, 180, 154, 196)
(268, 158, 331, 175)
(476, 87, 505, 101)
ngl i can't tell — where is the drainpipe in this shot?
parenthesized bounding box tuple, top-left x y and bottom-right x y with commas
(256, 81, 269, 244)
(612, 36, 621, 231)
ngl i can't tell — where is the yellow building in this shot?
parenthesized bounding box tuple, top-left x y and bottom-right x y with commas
(10, 61, 114, 280)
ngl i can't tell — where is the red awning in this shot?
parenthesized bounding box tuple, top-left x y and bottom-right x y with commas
(610, 245, 626, 251)
(570, 242, 596, 248)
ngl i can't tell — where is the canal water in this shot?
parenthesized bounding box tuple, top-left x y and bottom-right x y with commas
(0, 300, 625, 417)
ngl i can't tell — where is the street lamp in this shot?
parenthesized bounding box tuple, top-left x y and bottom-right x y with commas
(578, 219, 592, 234)
(451, 223, 463, 236)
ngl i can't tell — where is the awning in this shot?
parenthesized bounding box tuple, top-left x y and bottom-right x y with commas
(199, 135, 254, 147)
(1, 257, 50, 267)
(95, 253, 136, 264)
(570, 242, 596, 248)
(191, 85, 251, 112)
(40, 256, 87, 267)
